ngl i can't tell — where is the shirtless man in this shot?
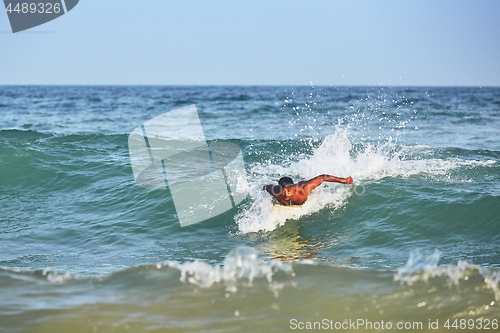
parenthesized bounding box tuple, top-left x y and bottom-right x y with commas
(262, 174, 353, 206)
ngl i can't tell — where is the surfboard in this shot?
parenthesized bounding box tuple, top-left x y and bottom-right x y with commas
(272, 204, 303, 212)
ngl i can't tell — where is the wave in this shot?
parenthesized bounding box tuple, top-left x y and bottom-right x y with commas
(1, 247, 499, 333)
(235, 126, 499, 233)
(2, 246, 499, 297)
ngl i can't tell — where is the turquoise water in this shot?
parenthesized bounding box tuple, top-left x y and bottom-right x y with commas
(1, 86, 499, 332)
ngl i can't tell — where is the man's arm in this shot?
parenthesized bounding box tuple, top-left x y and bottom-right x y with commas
(298, 174, 353, 197)
(321, 174, 353, 184)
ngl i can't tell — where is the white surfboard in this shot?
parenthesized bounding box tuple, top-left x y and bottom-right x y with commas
(272, 204, 303, 212)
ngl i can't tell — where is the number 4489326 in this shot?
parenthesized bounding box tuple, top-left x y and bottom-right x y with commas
(5, 2, 61, 14)
(444, 318, 498, 330)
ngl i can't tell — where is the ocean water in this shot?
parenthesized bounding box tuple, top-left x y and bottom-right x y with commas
(0, 85, 499, 332)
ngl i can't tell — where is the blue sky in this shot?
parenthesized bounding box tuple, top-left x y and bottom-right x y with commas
(1, 0, 499, 86)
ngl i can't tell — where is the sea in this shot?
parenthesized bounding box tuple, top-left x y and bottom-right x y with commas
(0, 85, 499, 332)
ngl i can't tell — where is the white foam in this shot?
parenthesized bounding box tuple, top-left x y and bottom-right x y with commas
(395, 250, 500, 300)
(43, 269, 74, 283)
(165, 246, 293, 294)
(236, 186, 351, 233)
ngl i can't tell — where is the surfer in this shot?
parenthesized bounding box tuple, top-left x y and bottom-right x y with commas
(263, 174, 353, 206)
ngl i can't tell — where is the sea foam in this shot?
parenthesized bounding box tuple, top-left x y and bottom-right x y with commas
(164, 246, 293, 294)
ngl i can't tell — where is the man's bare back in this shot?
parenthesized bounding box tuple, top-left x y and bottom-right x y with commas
(263, 174, 353, 206)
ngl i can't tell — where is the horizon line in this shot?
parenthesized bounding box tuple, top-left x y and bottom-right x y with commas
(1, 83, 499, 88)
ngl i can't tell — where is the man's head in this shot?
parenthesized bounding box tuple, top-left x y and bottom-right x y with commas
(278, 177, 294, 189)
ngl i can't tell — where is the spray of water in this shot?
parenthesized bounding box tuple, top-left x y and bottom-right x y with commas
(236, 125, 492, 233)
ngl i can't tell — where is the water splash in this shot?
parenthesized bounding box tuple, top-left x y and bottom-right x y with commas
(395, 249, 442, 283)
(236, 125, 495, 233)
(166, 246, 293, 294)
(395, 250, 500, 300)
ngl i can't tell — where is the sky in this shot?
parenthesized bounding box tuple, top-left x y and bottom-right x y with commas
(1, 0, 499, 86)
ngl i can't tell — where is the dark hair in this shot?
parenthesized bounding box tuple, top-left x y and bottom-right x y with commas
(278, 177, 294, 188)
